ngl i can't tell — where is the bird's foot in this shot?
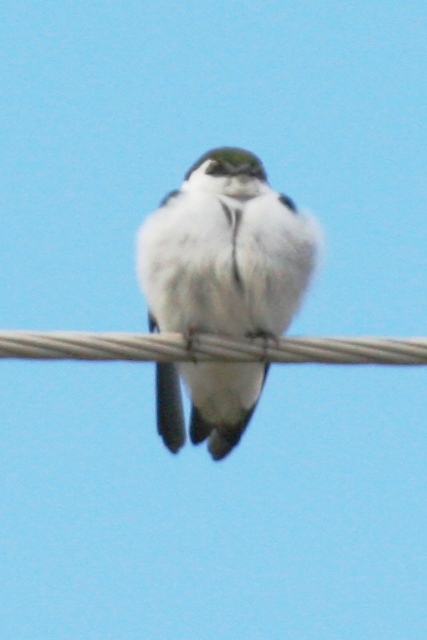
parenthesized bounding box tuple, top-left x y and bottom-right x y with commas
(183, 325, 200, 363)
(245, 329, 279, 362)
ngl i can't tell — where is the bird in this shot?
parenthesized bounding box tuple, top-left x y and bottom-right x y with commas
(136, 147, 322, 460)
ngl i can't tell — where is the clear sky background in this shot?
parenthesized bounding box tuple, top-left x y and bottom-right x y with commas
(1, 2, 426, 639)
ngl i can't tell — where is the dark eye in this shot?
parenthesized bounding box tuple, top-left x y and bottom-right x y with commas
(249, 167, 266, 180)
(206, 161, 227, 176)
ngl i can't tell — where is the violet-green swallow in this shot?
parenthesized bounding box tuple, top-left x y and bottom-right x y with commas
(137, 147, 321, 460)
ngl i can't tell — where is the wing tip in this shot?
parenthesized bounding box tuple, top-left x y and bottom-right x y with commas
(161, 432, 186, 455)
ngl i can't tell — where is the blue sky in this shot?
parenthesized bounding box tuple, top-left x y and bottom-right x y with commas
(1, 2, 426, 638)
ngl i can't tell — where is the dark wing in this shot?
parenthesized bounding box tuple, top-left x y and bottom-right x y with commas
(190, 364, 270, 461)
(149, 314, 185, 454)
(278, 193, 297, 213)
(189, 406, 213, 445)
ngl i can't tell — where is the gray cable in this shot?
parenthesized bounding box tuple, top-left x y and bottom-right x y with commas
(1, 331, 427, 364)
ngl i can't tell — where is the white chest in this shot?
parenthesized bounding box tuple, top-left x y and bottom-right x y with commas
(137, 189, 319, 336)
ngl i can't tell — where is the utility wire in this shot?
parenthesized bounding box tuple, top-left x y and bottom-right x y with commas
(1, 331, 427, 365)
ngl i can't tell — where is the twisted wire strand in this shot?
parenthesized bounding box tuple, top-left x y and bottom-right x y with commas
(1, 331, 427, 365)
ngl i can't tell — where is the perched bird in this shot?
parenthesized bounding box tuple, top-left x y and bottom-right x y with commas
(137, 147, 321, 460)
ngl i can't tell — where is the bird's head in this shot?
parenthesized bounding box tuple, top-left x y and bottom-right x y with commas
(183, 147, 268, 199)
